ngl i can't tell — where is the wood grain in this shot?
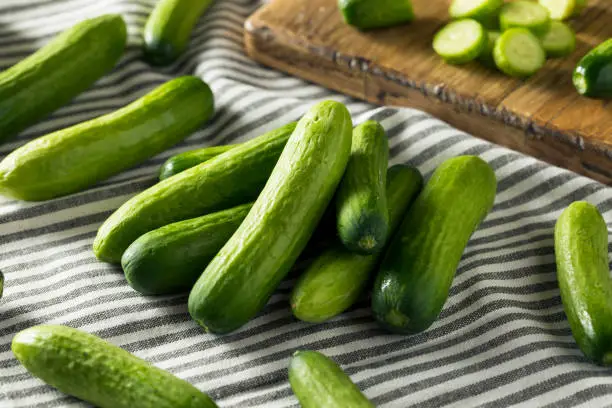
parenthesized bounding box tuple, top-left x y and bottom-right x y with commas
(244, 0, 612, 184)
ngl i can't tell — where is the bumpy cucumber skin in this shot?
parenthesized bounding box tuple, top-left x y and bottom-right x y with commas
(554, 202, 612, 365)
(573, 39, 612, 98)
(159, 144, 236, 180)
(289, 350, 374, 408)
(0, 15, 126, 143)
(0, 76, 213, 202)
(143, 0, 214, 65)
(336, 121, 389, 254)
(292, 165, 423, 323)
(188, 101, 352, 334)
(122, 203, 252, 295)
(12, 325, 217, 408)
(339, 0, 414, 30)
(372, 156, 496, 334)
(93, 122, 297, 263)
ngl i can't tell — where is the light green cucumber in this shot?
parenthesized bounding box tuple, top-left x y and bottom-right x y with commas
(338, 0, 414, 30)
(494, 28, 546, 77)
(12, 325, 217, 407)
(433, 19, 487, 64)
(291, 165, 423, 323)
(0, 76, 214, 201)
(159, 144, 237, 180)
(538, 0, 577, 20)
(449, 0, 503, 27)
(93, 122, 297, 263)
(188, 101, 352, 334)
(499, 1, 551, 35)
(539, 21, 576, 58)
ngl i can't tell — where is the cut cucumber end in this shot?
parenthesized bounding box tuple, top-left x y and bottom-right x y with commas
(538, 0, 577, 20)
(499, 1, 551, 35)
(573, 70, 588, 95)
(494, 28, 546, 77)
(433, 19, 487, 64)
(539, 21, 576, 58)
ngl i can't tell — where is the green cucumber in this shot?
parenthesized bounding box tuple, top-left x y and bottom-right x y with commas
(143, 0, 214, 66)
(554, 202, 612, 365)
(494, 28, 546, 78)
(159, 144, 237, 180)
(336, 121, 389, 254)
(539, 21, 576, 58)
(573, 39, 612, 99)
(338, 0, 414, 30)
(291, 165, 423, 323)
(188, 101, 352, 334)
(122, 203, 252, 295)
(449, 0, 503, 27)
(93, 122, 297, 263)
(0, 76, 214, 202)
(12, 325, 217, 407)
(0, 15, 127, 143)
(372, 156, 496, 334)
(499, 1, 551, 35)
(479, 31, 501, 67)
(538, 0, 576, 20)
(433, 19, 487, 64)
(289, 350, 374, 408)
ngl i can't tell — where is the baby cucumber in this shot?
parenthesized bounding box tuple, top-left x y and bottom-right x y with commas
(289, 350, 374, 408)
(159, 144, 236, 180)
(0, 15, 126, 143)
(143, 0, 214, 65)
(188, 101, 352, 334)
(449, 0, 503, 28)
(93, 122, 297, 263)
(291, 165, 423, 323)
(372, 156, 496, 334)
(12, 325, 217, 408)
(338, 0, 414, 30)
(494, 28, 546, 77)
(573, 39, 612, 99)
(554, 202, 612, 365)
(0, 76, 213, 202)
(336, 121, 389, 254)
(122, 203, 252, 295)
(538, 0, 577, 20)
(433, 19, 487, 64)
(539, 21, 576, 58)
(499, 1, 551, 35)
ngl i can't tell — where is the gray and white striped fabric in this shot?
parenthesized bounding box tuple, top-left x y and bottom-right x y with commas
(1, 0, 611, 407)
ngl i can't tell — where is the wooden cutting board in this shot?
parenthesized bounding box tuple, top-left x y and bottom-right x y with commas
(244, 0, 612, 184)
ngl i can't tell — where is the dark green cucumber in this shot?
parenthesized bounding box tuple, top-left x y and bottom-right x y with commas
(336, 120, 389, 254)
(372, 156, 496, 334)
(143, 0, 214, 66)
(159, 144, 237, 180)
(291, 165, 423, 323)
(338, 0, 414, 29)
(122, 203, 252, 295)
(188, 101, 352, 334)
(0, 76, 213, 202)
(12, 325, 217, 408)
(0, 15, 127, 143)
(93, 122, 297, 263)
(289, 350, 374, 408)
(573, 39, 612, 99)
(554, 201, 612, 365)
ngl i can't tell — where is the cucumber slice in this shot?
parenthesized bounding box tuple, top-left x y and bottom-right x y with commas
(494, 28, 546, 77)
(433, 19, 487, 64)
(479, 31, 501, 67)
(538, 0, 576, 20)
(449, 0, 503, 25)
(539, 21, 576, 57)
(499, 1, 551, 35)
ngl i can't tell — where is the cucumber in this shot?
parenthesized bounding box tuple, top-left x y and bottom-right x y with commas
(0, 76, 213, 202)
(0, 15, 127, 143)
(188, 101, 352, 334)
(573, 39, 612, 99)
(93, 122, 297, 263)
(336, 121, 389, 254)
(494, 28, 546, 78)
(289, 350, 374, 408)
(538, 0, 576, 20)
(499, 1, 551, 35)
(12, 325, 217, 407)
(122, 203, 252, 295)
(338, 0, 414, 30)
(291, 165, 423, 323)
(539, 21, 576, 58)
(479, 31, 501, 67)
(143, 0, 214, 66)
(433, 19, 487, 64)
(371, 156, 496, 334)
(159, 144, 236, 180)
(554, 202, 612, 365)
(449, 0, 503, 27)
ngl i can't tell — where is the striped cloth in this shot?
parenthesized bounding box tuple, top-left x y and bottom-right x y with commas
(1, 0, 611, 407)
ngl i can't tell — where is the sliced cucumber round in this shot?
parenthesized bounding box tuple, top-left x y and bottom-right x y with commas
(500, 1, 551, 35)
(479, 31, 501, 67)
(433, 19, 487, 64)
(449, 0, 503, 25)
(539, 20, 576, 57)
(539, 0, 577, 20)
(494, 28, 546, 77)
